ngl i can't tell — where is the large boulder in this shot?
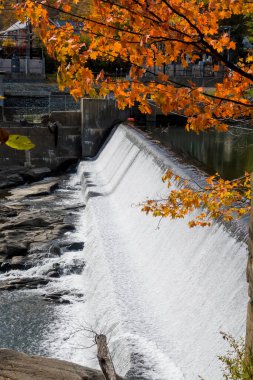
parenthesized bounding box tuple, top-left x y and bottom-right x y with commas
(0, 349, 118, 380)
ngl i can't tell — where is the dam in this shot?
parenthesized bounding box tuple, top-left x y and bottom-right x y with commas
(0, 123, 248, 379)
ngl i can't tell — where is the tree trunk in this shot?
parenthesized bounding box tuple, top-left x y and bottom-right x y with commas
(96, 334, 117, 380)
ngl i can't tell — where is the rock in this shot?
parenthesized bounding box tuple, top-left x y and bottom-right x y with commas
(20, 167, 51, 182)
(0, 243, 6, 253)
(64, 242, 84, 251)
(59, 224, 76, 233)
(11, 256, 26, 268)
(29, 167, 51, 179)
(0, 261, 12, 272)
(42, 291, 71, 304)
(44, 263, 61, 278)
(0, 254, 7, 265)
(0, 349, 116, 380)
(0, 206, 18, 220)
(0, 174, 23, 189)
(28, 242, 50, 254)
(47, 271, 60, 278)
(6, 178, 58, 201)
(0, 170, 83, 283)
(49, 244, 62, 256)
(1, 217, 52, 231)
(15, 218, 52, 229)
(4, 243, 28, 258)
(65, 261, 85, 275)
(1, 256, 26, 272)
(0, 277, 50, 291)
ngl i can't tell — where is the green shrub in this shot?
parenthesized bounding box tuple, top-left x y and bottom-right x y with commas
(218, 332, 253, 380)
(199, 333, 253, 380)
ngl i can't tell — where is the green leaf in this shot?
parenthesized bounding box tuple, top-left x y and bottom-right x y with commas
(5, 135, 35, 150)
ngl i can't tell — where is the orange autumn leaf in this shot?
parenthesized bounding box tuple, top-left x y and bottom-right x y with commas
(6, 0, 253, 225)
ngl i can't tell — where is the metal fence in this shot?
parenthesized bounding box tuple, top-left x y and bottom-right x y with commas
(4, 94, 80, 122)
(148, 63, 225, 78)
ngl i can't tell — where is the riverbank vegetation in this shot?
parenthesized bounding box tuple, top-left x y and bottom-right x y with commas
(201, 333, 253, 380)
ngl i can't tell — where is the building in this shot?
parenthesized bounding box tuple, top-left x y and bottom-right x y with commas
(0, 20, 45, 77)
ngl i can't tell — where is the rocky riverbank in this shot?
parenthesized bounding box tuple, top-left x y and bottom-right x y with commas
(0, 166, 53, 190)
(0, 170, 85, 297)
(0, 169, 127, 379)
(0, 348, 126, 380)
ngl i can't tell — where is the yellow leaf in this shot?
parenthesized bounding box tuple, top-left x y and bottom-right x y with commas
(6, 135, 35, 150)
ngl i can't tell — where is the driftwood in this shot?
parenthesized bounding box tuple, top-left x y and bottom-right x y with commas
(96, 334, 118, 380)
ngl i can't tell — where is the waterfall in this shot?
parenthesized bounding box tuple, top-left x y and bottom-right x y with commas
(77, 124, 248, 380)
(0, 124, 247, 380)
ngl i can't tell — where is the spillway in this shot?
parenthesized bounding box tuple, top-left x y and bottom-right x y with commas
(77, 124, 248, 379)
(0, 123, 248, 380)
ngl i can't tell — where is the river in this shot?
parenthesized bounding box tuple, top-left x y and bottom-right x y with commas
(0, 124, 248, 379)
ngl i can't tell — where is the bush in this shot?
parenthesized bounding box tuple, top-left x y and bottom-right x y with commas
(199, 333, 253, 380)
(218, 332, 253, 380)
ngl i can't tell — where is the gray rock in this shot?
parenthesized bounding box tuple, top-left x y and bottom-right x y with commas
(47, 271, 60, 278)
(42, 291, 71, 304)
(0, 254, 7, 265)
(64, 242, 84, 251)
(15, 218, 52, 229)
(0, 261, 12, 272)
(7, 178, 58, 201)
(11, 256, 26, 269)
(29, 167, 51, 178)
(1, 256, 26, 272)
(5, 243, 28, 258)
(49, 244, 61, 256)
(0, 172, 83, 283)
(0, 277, 50, 291)
(59, 224, 76, 233)
(0, 174, 23, 189)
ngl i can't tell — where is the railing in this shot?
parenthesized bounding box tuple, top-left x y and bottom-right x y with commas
(164, 64, 224, 78)
(4, 94, 80, 122)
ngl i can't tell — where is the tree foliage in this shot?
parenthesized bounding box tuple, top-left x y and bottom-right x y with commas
(2, 0, 253, 221)
(142, 170, 251, 227)
(218, 333, 253, 380)
(16, 0, 253, 129)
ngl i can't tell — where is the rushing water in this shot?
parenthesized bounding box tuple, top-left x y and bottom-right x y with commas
(0, 124, 249, 380)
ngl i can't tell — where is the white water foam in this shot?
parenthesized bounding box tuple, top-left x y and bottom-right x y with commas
(0, 124, 247, 380)
(75, 124, 248, 379)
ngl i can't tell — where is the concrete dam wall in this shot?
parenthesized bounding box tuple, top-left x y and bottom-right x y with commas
(76, 124, 248, 379)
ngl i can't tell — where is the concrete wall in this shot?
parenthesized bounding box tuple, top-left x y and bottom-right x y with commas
(1, 98, 129, 169)
(0, 124, 81, 170)
(81, 98, 130, 158)
(0, 58, 45, 76)
(51, 111, 81, 127)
